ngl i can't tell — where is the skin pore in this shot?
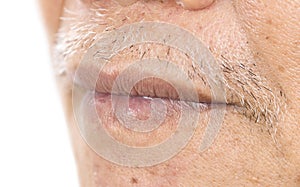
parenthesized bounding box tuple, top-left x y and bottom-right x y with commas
(39, 0, 300, 186)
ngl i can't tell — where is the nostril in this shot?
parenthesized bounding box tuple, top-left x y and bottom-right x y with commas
(176, 0, 215, 10)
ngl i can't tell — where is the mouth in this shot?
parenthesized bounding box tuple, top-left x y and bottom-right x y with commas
(72, 53, 228, 139)
(71, 36, 230, 133)
(60, 0, 244, 165)
(73, 59, 216, 107)
(72, 63, 212, 147)
(71, 51, 230, 156)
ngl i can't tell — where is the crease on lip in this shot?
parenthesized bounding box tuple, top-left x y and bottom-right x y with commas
(94, 92, 210, 113)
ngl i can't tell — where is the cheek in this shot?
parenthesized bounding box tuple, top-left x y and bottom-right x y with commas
(233, 0, 299, 99)
(234, 0, 300, 173)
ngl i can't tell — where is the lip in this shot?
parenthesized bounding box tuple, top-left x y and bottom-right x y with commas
(74, 55, 214, 104)
(73, 89, 209, 148)
(72, 55, 215, 137)
(94, 92, 209, 129)
(72, 45, 224, 130)
(71, 21, 230, 149)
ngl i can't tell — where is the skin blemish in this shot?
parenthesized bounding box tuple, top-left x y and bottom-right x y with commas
(278, 65, 285, 73)
(266, 19, 273, 25)
(131, 177, 138, 184)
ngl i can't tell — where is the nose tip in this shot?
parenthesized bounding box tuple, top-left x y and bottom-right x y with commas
(176, 0, 215, 10)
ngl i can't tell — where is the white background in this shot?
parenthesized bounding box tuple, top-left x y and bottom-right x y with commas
(0, 1, 79, 186)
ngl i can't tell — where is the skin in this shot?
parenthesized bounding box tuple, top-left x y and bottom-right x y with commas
(39, 0, 300, 186)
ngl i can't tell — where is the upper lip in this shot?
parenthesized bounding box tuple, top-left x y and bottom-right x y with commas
(74, 60, 215, 104)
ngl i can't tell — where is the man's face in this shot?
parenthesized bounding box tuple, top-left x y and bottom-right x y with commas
(40, 0, 299, 186)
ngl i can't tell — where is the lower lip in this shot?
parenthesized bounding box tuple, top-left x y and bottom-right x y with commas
(94, 92, 209, 121)
(92, 92, 209, 133)
(75, 91, 212, 147)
